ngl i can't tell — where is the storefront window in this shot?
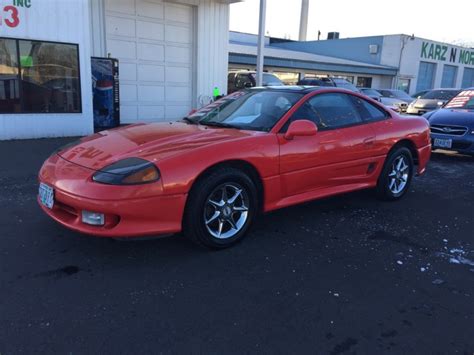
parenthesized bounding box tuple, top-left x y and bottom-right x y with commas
(356, 77, 372, 88)
(398, 78, 411, 93)
(0, 39, 20, 113)
(0, 37, 81, 114)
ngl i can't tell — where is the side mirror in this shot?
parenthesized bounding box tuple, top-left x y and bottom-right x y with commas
(284, 120, 318, 140)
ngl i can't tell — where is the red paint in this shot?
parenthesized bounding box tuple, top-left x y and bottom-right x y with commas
(38, 89, 431, 238)
(3, 6, 20, 28)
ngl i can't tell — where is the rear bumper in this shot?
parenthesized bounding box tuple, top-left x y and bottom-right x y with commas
(38, 186, 186, 237)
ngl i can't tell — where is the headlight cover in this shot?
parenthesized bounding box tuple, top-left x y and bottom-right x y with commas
(92, 158, 160, 185)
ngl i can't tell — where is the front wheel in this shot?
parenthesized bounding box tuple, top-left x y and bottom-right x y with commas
(183, 168, 258, 249)
(376, 147, 414, 201)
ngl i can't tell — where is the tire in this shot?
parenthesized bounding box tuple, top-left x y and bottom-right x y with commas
(183, 167, 258, 249)
(376, 147, 414, 201)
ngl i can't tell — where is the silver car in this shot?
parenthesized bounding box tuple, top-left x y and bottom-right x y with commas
(406, 89, 460, 115)
(376, 89, 414, 113)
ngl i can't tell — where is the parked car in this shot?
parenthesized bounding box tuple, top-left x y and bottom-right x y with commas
(412, 90, 430, 99)
(424, 88, 474, 155)
(407, 89, 460, 115)
(359, 88, 382, 102)
(38, 87, 430, 249)
(297, 77, 336, 87)
(332, 78, 360, 92)
(227, 71, 284, 94)
(376, 89, 414, 113)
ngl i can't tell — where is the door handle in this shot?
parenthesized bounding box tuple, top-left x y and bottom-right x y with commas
(364, 137, 376, 146)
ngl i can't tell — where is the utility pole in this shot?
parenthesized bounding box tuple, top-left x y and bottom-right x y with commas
(299, 0, 309, 41)
(256, 0, 266, 87)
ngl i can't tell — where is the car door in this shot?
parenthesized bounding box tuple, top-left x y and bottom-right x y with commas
(278, 92, 378, 197)
(349, 94, 394, 161)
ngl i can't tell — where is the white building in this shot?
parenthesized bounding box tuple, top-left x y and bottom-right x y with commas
(0, 0, 240, 140)
(264, 33, 474, 94)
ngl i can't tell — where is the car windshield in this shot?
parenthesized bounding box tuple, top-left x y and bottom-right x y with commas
(421, 90, 459, 100)
(362, 89, 381, 97)
(186, 90, 303, 131)
(445, 90, 474, 110)
(391, 90, 413, 100)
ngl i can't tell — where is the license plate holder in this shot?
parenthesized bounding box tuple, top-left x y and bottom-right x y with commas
(39, 183, 54, 209)
(434, 138, 453, 149)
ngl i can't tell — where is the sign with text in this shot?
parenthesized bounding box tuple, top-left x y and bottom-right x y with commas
(421, 41, 474, 67)
(0, 0, 32, 28)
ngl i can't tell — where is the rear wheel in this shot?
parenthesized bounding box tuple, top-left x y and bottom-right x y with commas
(183, 167, 258, 249)
(376, 147, 414, 201)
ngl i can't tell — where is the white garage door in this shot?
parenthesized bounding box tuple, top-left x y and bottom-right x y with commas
(105, 0, 194, 123)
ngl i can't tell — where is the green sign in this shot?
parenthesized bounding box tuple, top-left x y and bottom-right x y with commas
(421, 41, 474, 66)
(20, 55, 33, 67)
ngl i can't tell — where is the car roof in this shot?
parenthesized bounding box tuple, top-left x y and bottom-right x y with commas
(248, 86, 359, 94)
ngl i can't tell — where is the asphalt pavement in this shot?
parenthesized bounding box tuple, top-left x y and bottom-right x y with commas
(1, 137, 473, 354)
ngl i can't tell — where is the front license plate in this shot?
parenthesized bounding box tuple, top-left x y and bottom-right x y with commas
(39, 183, 54, 209)
(434, 138, 453, 149)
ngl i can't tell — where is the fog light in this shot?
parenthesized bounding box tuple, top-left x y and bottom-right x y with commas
(82, 211, 105, 226)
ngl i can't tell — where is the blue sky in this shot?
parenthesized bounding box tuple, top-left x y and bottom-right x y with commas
(230, 0, 473, 46)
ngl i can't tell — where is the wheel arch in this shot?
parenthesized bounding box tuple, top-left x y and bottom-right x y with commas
(389, 139, 419, 166)
(187, 160, 265, 213)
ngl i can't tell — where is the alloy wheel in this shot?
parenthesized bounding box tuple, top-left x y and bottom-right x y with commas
(203, 183, 249, 239)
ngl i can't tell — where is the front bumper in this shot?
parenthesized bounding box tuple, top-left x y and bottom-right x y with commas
(431, 133, 474, 155)
(38, 155, 186, 238)
(406, 107, 434, 115)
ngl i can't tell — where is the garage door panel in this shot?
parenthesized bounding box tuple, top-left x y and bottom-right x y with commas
(166, 105, 190, 120)
(121, 105, 138, 122)
(165, 66, 190, 83)
(106, 16, 136, 37)
(137, 1, 164, 19)
(138, 43, 165, 62)
(106, 0, 135, 15)
(119, 63, 137, 81)
(137, 21, 165, 41)
(138, 64, 165, 82)
(165, 3, 192, 24)
(165, 25, 191, 44)
(165, 46, 191, 64)
(139, 105, 165, 120)
(120, 84, 138, 102)
(106, 0, 193, 123)
(138, 85, 165, 102)
(166, 86, 191, 101)
(107, 39, 136, 59)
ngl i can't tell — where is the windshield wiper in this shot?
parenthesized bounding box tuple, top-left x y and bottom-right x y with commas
(182, 117, 198, 125)
(200, 121, 238, 129)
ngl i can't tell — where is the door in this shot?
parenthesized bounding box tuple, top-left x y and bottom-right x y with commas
(105, 0, 194, 123)
(279, 92, 378, 197)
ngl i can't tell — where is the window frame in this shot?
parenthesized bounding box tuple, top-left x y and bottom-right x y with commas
(0, 36, 82, 114)
(349, 95, 391, 123)
(280, 91, 391, 133)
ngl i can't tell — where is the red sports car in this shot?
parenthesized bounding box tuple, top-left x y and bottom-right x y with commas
(38, 87, 431, 248)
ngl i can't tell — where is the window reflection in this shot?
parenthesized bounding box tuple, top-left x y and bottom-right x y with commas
(0, 37, 81, 114)
(0, 39, 20, 113)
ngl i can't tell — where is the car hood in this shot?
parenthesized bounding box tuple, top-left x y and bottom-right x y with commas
(413, 99, 445, 108)
(57, 122, 259, 171)
(428, 109, 474, 127)
(381, 97, 407, 105)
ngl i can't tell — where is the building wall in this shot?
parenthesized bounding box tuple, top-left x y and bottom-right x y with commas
(0, 0, 93, 140)
(380, 35, 474, 94)
(272, 36, 385, 65)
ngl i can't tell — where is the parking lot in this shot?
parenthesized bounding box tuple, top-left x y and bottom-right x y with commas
(1, 137, 473, 354)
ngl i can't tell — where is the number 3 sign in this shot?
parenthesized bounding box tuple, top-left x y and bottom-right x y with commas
(1, 5, 20, 28)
